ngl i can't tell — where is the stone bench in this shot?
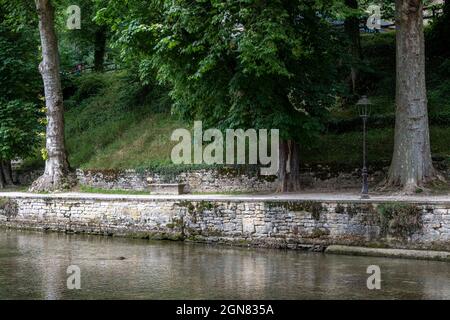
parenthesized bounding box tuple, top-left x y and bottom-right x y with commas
(149, 183, 186, 195)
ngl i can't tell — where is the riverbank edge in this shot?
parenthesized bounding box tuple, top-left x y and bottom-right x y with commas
(325, 245, 450, 262)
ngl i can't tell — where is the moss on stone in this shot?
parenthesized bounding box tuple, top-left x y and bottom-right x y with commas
(335, 203, 345, 214)
(82, 169, 124, 182)
(177, 201, 196, 214)
(346, 204, 359, 217)
(267, 201, 324, 221)
(342, 203, 377, 218)
(186, 234, 205, 242)
(203, 227, 223, 237)
(377, 203, 423, 239)
(0, 198, 18, 218)
(166, 217, 184, 230)
(197, 201, 217, 211)
(309, 228, 330, 238)
(236, 239, 252, 246)
(268, 200, 323, 213)
(176, 201, 218, 221)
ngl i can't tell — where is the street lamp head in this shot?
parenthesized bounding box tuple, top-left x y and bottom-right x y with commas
(356, 95, 372, 118)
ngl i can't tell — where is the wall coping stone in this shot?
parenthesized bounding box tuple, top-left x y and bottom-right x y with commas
(1, 192, 450, 205)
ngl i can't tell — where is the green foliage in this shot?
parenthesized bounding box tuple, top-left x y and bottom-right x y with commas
(0, 100, 42, 161)
(64, 71, 176, 168)
(56, 0, 114, 70)
(303, 126, 450, 167)
(64, 72, 109, 109)
(359, 32, 396, 97)
(0, 1, 42, 164)
(99, 0, 346, 144)
(0, 0, 40, 101)
(163, 1, 343, 141)
(426, 0, 450, 59)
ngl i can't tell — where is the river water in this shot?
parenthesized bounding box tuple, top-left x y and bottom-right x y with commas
(0, 229, 449, 300)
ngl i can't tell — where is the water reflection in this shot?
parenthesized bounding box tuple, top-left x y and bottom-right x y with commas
(0, 230, 449, 300)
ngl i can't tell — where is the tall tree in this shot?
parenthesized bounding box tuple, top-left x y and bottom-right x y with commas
(344, 0, 362, 95)
(0, 168, 4, 189)
(93, 25, 107, 71)
(385, 0, 442, 192)
(30, 0, 72, 192)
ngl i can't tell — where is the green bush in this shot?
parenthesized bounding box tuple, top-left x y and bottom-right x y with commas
(0, 100, 42, 161)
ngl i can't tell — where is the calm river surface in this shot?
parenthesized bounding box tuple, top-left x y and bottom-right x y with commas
(0, 229, 449, 300)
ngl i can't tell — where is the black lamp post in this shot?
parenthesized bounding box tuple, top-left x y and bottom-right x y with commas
(356, 95, 372, 199)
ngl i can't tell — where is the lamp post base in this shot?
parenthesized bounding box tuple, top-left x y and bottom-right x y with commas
(361, 166, 369, 200)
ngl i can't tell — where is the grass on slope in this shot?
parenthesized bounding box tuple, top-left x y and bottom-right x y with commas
(70, 112, 183, 169)
(64, 72, 184, 169)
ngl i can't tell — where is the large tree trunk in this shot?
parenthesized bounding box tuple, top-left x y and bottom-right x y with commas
(276, 140, 302, 193)
(277, 140, 289, 192)
(93, 26, 107, 72)
(1, 160, 14, 186)
(288, 141, 302, 191)
(0, 162, 5, 189)
(344, 0, 362, 94)
(385, 0, 441, 193)
(30, 0, 73, 192)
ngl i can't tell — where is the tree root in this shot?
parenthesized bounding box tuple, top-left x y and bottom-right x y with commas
(378, 171, 448, 195)
(29, 172, 77, 193)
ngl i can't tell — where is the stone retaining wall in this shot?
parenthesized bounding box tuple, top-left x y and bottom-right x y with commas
(75, 168, 388, 193)
(76, 169, 279, 193)
(1, 195, 449, 251)
(12, 159, 450, 193)
(16, 166, 446, 193)
(13, 167, 386, 193)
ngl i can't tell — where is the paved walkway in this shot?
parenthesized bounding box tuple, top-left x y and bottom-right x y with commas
(1, 191, 450, 204)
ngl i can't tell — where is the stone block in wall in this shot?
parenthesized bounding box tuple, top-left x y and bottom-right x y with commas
(242, 217, 255, 233)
